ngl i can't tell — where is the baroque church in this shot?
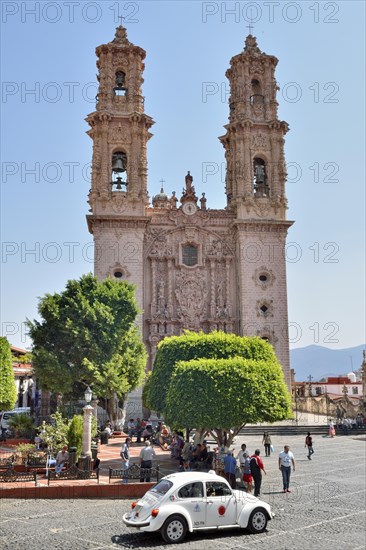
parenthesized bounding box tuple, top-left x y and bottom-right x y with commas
(86, 25, 293, 389)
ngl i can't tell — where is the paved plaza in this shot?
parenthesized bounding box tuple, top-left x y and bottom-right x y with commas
(1, 432, 365, 550)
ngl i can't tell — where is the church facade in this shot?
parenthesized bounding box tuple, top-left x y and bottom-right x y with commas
(86, 26, 293, 388)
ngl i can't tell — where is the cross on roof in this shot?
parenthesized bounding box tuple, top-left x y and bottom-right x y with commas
(159, 178, 165, 186)
(118, 16, 125, 25)
(246, 24, 254, 35)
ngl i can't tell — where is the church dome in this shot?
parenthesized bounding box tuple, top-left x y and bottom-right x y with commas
(152, 187, 169, 208)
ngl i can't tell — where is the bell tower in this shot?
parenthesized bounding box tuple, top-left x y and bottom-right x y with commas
(86, 24, 154, 217)
(220, 34, 288, 218)
(220, 34, 293, 387)
(86, 25, 154, 321)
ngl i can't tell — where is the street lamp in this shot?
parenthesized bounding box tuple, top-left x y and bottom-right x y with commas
(80, 386, 94, 470)
(91, 392, 99, 421)
(84, 386, 93, 403)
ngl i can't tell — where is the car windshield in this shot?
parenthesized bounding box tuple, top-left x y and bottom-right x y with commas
(150, 479, 173, 495)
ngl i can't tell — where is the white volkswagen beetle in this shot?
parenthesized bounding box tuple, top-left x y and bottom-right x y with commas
(123, 471, 274, 544)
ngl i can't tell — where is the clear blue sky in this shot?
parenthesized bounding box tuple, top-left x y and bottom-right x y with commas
(1, 1, 365, 353)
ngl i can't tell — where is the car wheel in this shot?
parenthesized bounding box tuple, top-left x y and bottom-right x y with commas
(248, 508, 268, 533)
(161, 514, 188, 544)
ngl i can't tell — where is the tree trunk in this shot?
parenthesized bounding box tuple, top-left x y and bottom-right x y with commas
(106, 394, 127, 430)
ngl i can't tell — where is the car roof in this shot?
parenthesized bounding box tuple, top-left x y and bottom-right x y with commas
(162, 472, 226, 484)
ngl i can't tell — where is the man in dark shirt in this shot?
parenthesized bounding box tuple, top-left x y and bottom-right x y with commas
(250, 449, 266, 497)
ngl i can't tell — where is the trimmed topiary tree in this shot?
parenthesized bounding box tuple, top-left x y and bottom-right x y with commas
(164, 356, 292, 446)
(145, 330, 278, 414)
(0, 337, 17, 411)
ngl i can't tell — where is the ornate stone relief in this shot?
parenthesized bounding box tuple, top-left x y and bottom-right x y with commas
(111, 192, 128, 213)
(175, 270, 207, 329)
(251, 133, 269, 150)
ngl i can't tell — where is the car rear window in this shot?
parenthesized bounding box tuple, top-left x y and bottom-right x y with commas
(150, 479, 173, 495)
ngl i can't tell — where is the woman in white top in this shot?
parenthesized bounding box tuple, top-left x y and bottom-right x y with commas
(236, 443, 250, 473)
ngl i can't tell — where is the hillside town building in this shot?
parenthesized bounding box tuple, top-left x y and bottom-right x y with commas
(86, 26, 293, 389)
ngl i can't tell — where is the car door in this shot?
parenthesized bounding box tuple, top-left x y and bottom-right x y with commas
(177, 482, 206, 528)
(204, 481, 237, 527)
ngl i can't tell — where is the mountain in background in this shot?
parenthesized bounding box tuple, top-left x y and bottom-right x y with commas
(290, 344, 365, 382)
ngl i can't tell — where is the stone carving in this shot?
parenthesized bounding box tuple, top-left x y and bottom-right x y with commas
(175, 271, 207, 329)
(250, 61, 264, 74)
(207, 238, 232, 257)
(252, 103, 264, 119)
(150, 236, 173, 257)
(109, 124, 130, 144)
(251, 133, 269, 150)
(184, 227, 196, 241)
(256, 299, 274, 318)
(111, 193, 128, 213)
(253, 267, 276, 289)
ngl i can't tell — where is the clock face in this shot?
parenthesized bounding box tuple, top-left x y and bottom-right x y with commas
(182, 202, 197, 215)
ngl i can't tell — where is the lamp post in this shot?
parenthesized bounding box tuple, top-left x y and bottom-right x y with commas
(91, 392, 98, 421)
(80, 386, 93, 470)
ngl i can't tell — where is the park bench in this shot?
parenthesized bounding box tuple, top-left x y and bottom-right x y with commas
(25, 452, 48, 472)
(0, 467, 37, 485)
(109, 463, 160, 483)
(0, 454, 16, 469)
(47, 464, 99, 485)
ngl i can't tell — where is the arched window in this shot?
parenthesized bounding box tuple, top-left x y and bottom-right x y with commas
(111, 151, 128, 191)
(250, 79, 264, 105)
(253, 157, 269, 197)
(114, 71, 126, 96)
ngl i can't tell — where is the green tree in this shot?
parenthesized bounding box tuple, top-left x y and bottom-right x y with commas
(8, 413, 35, 439)
(0, 337, 17, 411)
(67, 414, 97, 459)
(145, 331, 277, 414)
(165, 357, 292, 446)
(39, 412, 69, 453)
(27, 274, 146, 424)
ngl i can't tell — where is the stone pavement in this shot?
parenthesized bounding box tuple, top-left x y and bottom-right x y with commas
(1, 432, 365, 549)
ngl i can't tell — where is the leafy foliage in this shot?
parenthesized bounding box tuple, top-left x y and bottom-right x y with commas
(0, 337, 17, 411)
(67, 414, 98, 459)
(27, 274, 146, 401)
(147, 331, 278, 413)
(14, 443, 36, 456)
(11, 352, 33, 364)
(39, 412, 69, 453)
(67, 415, 84, 458)
(165, 357, 292, 431)
(9, 413, 34, 437)
(8, 413, 35, 438)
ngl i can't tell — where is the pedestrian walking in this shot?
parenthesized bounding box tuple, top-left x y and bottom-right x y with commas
(224, 450, 237, 489)
(278, 445, 295, 493)
(139, 440, 156, 482)
(328, 419, 336, 438)
(305, 432, 314, 460)
(120, 436, 131, 483)
(250, 449, 266, 497)
(262, 431, 272, 457)
(242, 452, 253, 493)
